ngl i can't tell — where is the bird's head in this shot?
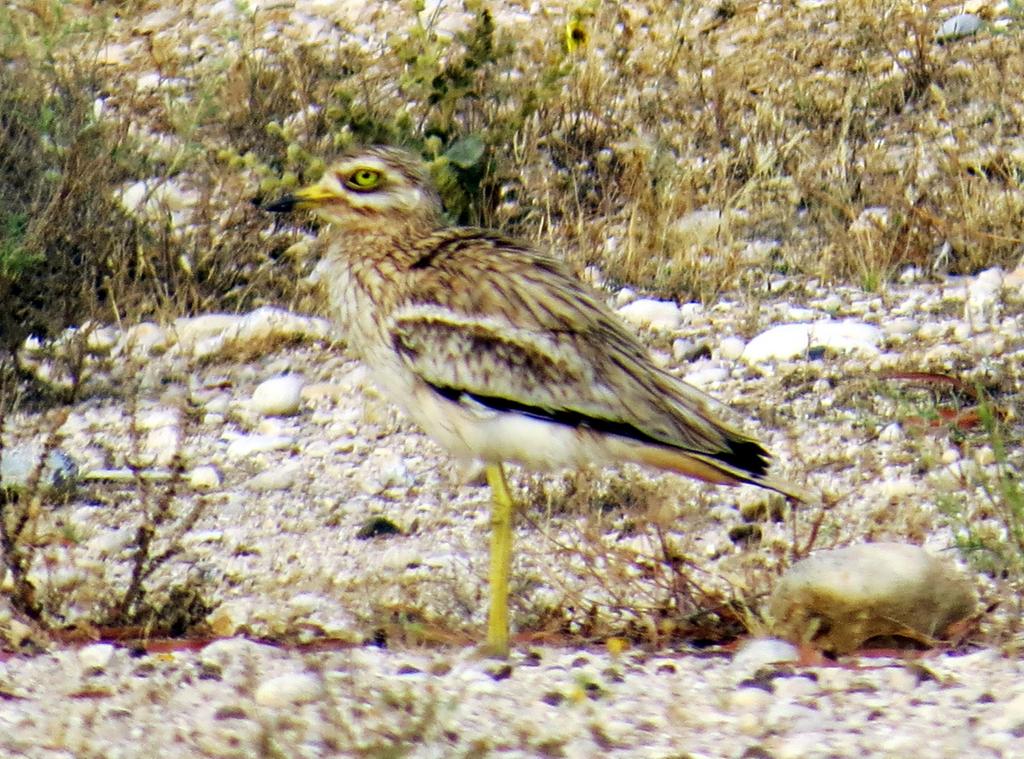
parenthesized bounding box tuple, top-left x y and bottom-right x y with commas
(265, 146, 444, 232)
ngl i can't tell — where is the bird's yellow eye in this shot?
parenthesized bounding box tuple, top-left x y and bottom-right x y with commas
(346, 168, 381, 191)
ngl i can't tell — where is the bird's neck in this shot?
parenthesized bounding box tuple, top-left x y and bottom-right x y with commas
(328, 215, 443, 267)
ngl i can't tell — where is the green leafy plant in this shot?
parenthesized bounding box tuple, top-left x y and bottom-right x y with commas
(938, 399, 1024, 582)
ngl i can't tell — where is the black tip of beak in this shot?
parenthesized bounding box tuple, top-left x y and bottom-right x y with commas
(264, 195, 297, 213)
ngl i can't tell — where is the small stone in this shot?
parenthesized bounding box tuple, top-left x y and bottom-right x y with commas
(671, 208, 725, 248)
(78, 643, 116, 670)
(882, 317, 918, 337)
(244, 464, 299, 492)
(254, 673, 322, 707)
(207, 600, 253, 637)
(614, 287, 636, 307)
(189, 465, 221, 490)
(671, 338, 695, 362)
(288, 593, 325, 617)
(120, 322, 169, 356)
(225, 434, 294, 460)
(730, 686, 773, 710)
(145, 425, 180, 468)
(718, 336, 746, 361)
(85, 326, 118, 354)
(251, 375, 305, 417)
(849, 206, 889, 234)
(937, 13, 982, 42)
(965, 267, 1004, 324)
(742, 321, 881, 364)
(975, 447, 996, 467)
(204, 395, 231, 415)
(301, 382, 347, 403)
(380, 545, 423, 571)
(730, 638, 799, 679)
(674, 340, 712, 363)
(0, 446, 79, 495)
(358, 451, 412, 494)
(172, 313, 240, 352)
(986, 692, 1024, 732)
(682, 365, 728, 387)
(877, 423, 902, 443)
(616, 298, 682, 331)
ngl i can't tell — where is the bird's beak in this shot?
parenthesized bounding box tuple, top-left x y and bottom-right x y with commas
(264, 182, 338, 213)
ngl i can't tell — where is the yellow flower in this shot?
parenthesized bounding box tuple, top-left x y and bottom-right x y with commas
(564, 18, 588, 54)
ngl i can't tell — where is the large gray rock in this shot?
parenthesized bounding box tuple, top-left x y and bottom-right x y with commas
(768, 542, 977, 654)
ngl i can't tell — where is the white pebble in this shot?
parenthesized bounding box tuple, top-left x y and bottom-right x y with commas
(672, 338, 695, 362)
(78, 643, 116, 670)
(877, 423, 902, 443)
(986, 692, 1024, 732)
(89, 530, 132, 557)
(742, 324, 812, 363)
(245, 464, 299, 492)
(359, 451, 412, 494)
(288, 593, 325, 617)
(207, 600, 254, 637)
(251, 375, 305, 417)
(965, 267, 1004, 324)
(742, 321, 881, 363)
(729, 686, 773, 711)
(616, 298, 682, 331)
(138, 409, 179, 430)
(730, 638, 799, 679)
(189, 465, 221, 490)
(849, 206, 889, 234)
(785, 307, 817, 321)
(682, 366, 729, 387)
(975, 447, 996, 467)
(898, 265, 923, 283)
(614, 287, 636, 307)
(671, 208, 725, 247)
(882, 317, 918, 337)
(877, 478, 919, 501)
(172, 313, 240, 352)
(679, 302, 704, 321)
(145, 426, 180, 468)
(718, 337, 746, 361)
(119, 322, 168, 356)
(225, 434, 295, 460)
(204, 395, 230, 415)
(0, 446, 79, 494)
(254, 673, 322, 707)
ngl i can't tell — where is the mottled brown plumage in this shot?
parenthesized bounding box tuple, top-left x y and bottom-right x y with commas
(266, 145, 807, 655)
(267, 145, 805, 499)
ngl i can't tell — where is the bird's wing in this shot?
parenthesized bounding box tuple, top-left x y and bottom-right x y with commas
(388, 231, 763, 467)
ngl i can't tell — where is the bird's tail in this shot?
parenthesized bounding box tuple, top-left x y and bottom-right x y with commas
(610, 439, 813, 502)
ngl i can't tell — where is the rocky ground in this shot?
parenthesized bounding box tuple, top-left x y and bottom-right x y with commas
(4, 0, 1024, 755)
(2, 267, 1024, 756)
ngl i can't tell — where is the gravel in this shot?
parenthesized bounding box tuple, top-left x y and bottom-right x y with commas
(2, 642, 1024, 757)
(4, 0, 1024, 752)
(1, 267, 1022, 755)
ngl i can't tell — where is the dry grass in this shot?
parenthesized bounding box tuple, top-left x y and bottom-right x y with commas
(6, 0, 1022, 327)
(1, 0, 1023, 647)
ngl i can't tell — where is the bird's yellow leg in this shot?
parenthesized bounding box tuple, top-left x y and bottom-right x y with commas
(485, 462, 513, 658)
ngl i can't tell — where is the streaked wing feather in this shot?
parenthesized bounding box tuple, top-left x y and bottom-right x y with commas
(388, 264, 759, 467)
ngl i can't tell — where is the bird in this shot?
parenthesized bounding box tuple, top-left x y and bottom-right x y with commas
(265, 145, 808, 657)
